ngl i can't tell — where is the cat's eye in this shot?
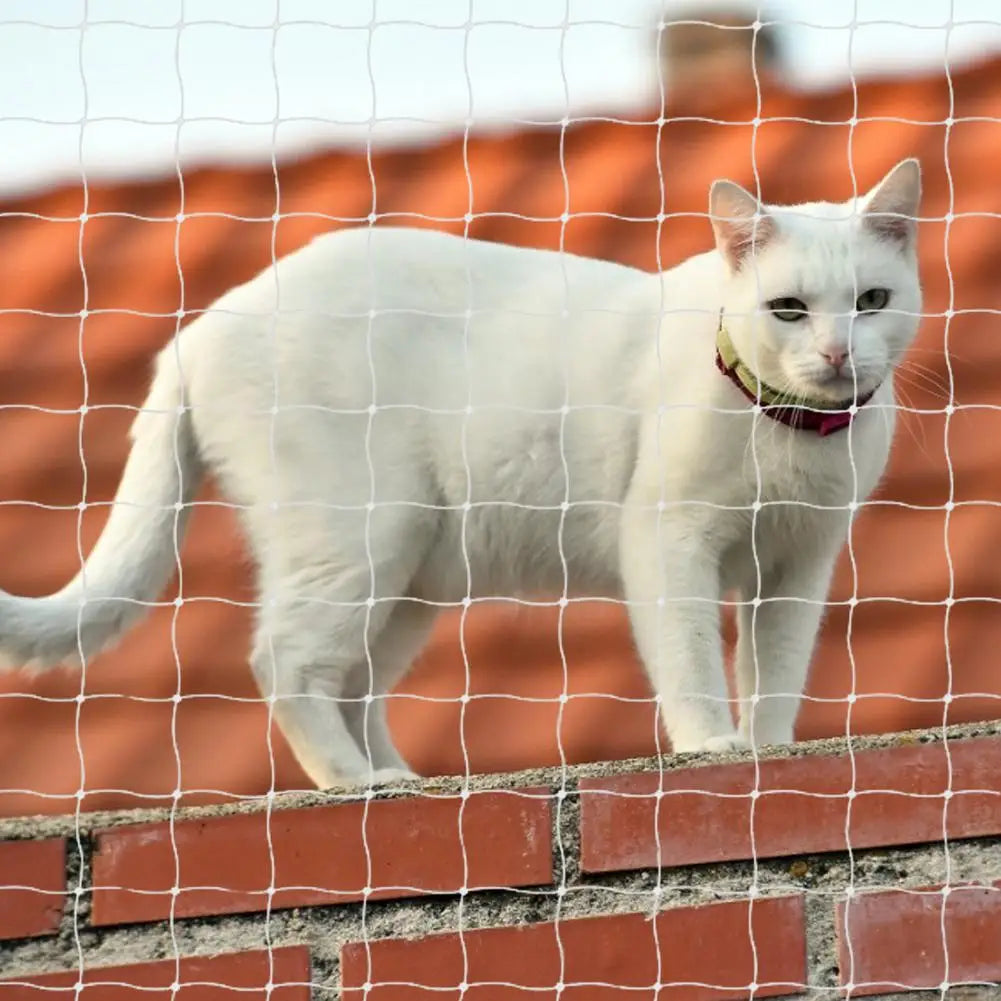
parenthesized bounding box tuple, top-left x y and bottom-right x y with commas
(856, 288, 890, 313)
(767, 297, 808, 322)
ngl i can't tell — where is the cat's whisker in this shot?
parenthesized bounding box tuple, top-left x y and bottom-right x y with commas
(777, 385, 806, 479)
(905, 345, 967, 366)
(899, 356, 951, 387)
(894, 366, 952, 405)
(891, 382, 934, 462)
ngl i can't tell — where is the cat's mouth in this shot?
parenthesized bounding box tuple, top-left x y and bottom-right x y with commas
(792, 365, 884, 404)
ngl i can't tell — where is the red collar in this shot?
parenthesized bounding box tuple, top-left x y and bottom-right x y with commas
(714, 349, 875, 437)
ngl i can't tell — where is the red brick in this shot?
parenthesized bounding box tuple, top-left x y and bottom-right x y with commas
(92, 789, 552, 925)
(836, 883, 1001, 996)
(0, 839, 65, 940)
(0, 945, 310, 999)
(342, 895, 806, 1001)
(580, 736, 1001, 872)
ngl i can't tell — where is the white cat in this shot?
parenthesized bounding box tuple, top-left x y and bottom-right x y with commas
(0, 160, 921, 787)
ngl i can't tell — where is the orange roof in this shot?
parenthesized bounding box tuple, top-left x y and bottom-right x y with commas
(1, 57, 1000, 816)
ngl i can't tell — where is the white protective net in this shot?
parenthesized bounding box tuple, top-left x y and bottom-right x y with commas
(1, 1, 1000, 998)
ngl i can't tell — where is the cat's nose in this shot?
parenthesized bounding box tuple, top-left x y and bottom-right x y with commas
(821, 349, 848, 371)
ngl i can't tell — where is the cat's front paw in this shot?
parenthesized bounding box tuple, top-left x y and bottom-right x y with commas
(700, 734, 751, 754)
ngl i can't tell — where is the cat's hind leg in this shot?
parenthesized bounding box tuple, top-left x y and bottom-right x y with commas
(340, 599, 437, 779)
(252, 593, 393, 788)
(250, 508, 435, 789)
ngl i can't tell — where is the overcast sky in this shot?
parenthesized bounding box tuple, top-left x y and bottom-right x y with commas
(1, 0, 999, 196)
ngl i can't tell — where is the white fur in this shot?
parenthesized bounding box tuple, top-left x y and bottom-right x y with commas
(0, 161, 922, 785)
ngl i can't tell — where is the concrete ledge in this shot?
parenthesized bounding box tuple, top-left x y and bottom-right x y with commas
(3, 718, 998, 839)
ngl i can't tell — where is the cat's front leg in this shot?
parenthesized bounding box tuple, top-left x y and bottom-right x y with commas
(735, 552, 840, 747)
(619, 507, 741, 754)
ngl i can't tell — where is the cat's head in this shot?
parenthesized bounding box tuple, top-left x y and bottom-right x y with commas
(709, 159, 922, 402)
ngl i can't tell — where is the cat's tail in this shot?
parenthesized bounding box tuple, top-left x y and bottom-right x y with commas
(0, 344, 204, 669)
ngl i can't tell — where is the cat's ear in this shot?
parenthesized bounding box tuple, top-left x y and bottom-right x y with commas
(709, 179, 775, 271)
(861, 158, 921, 249)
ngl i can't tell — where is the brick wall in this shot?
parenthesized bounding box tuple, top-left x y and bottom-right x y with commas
(2, 725, 1000, 999)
